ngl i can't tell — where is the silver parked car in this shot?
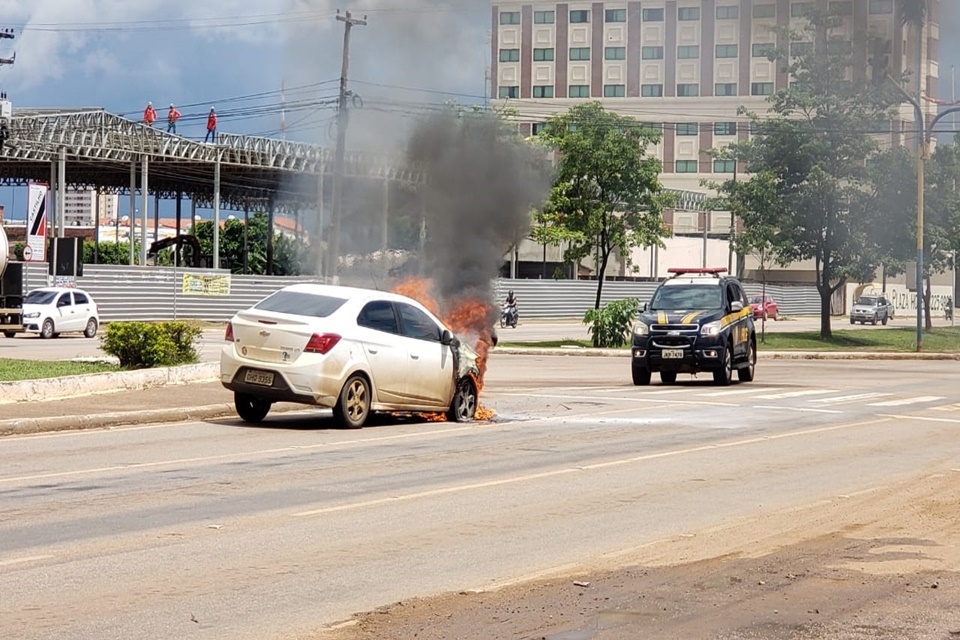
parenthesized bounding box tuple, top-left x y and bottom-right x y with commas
(849, 295, 894, 325)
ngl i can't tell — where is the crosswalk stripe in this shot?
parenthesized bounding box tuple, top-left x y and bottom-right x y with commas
(867, 396, 945, 407)
(698, 387, 778, 397)
(755, 389, 838, 400)
(812, 392, 892, 405)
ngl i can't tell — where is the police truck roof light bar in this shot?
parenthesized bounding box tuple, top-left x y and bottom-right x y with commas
(667, 267, 728, 277)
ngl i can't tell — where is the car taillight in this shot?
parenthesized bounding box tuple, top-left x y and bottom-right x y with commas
(225, 322, 234, 342)
(304, 333, 341, 354)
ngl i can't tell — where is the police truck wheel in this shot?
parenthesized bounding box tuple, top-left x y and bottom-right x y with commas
(632, 366, 651, 386)
(738, 340, 756, 383)
(713, 344, 733, 386)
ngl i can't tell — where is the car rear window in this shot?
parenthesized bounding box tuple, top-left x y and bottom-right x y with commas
(254, 291, 347, 317)
(25, 290, 58, 305)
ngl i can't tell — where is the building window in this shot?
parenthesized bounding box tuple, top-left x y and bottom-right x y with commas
(642, 46, 664, 60)
(715, 83, 738, 96)
(714, 159, 737, 173)
(716, 5, 739, 19)
(752, 42, 777, 57)
(678, 45, 700, 59)
(643, 122, 663, 132)
(827, 39, 852, 55)
(868, 0, 893, 14)
(569, 85, 590, 98)
(570, 9, 590, 23)
(791, 41, 814, 56)
(677, 83, 699, 97)
(533, 85, 554, 98)
(605, 8, 627, 22)
(751, 82, 774, 95)
(532, 122, 548, 135)
(642, 8, 664, 21)
(829, 1, 853, 15)
(605, 46, 626, 60)
(791, 2, 815, 17)
(676, 160, 699, 173)
(499, 86, 520, 99)
(752, 4, 776, 18)
(534, 48, 555, 61)
(499, 49, 520, 63)
(676, 123, 699, 136)
(499, 11, 520, 25)
(641, 84, 664, 97)
(714, 122, 737, 136)
(569, 47, 590, 61)
(534, 10, 555, 23)
(715, 44, 738, 58)
(678, 7, 700, 20)
(603, 84, 626, 97)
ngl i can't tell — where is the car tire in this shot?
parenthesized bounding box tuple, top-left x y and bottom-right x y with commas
(872, 315, 878, 325)
(881, 315, 888, 326)
(660, 371, 677, 385)
(84, 318, 98, 338)
(738, 339, 756, 382)
(850, 318, 855, 325)
(334, 374, 371, 429)
(632, 366, 651, 386)
(234, 393, 271, 423)
(2, 331, 14, 338)
(447, 377, 477, 423)
(40, 319, 55, 339)
(713, 344, 734, 386)
(762, 311, 768, 321)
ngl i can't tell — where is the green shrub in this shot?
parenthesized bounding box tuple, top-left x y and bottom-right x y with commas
(583, 297, 640, 348)
(100, 321, 202, 369)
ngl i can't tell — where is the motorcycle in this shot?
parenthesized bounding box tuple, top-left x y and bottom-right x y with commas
(500, 303, 518, 328)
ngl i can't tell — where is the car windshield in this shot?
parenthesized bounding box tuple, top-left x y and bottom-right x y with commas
(749, 296, 763, 304)
(24, 290, 58, 305)
(254, 291, 347, 318)
(856, 297, 878, 306)
(650, 285, 723, 311)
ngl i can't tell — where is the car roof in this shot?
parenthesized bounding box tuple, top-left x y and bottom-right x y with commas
(29, 287, 92, 294)
(661, 276, 727, 287)
(278, 283, 423, 305)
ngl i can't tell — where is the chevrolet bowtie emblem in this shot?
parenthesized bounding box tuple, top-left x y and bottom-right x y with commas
(259, 330, 271, 337)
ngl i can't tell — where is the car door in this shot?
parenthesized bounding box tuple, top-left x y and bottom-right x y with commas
(72, 291, 93, 328)
(396, 302, 455, 406)
(355, 300, 408, 404)
(727, 283, 749, 359)
(54, 292, 79, 332)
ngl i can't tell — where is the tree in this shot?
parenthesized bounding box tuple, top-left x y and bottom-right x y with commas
(923, 138, 960, 325)
(719, 12, 901, 338)
(533, 102, 669, 322)
(858, 147, 916, 291)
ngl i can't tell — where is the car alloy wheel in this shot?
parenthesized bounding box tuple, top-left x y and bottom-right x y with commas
(335, 374, 371, 429)
(738, 340, 756, 382)
(234, 392, 272, 423)
(447, 378, 477, 422)
(713, 344, 733, 386)
(40, 319, 55, 339)
(84, 318, 98, 338)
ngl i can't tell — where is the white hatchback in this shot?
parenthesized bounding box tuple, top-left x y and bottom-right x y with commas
(220, 284, 481, 428)
(17, 287, 100, 339)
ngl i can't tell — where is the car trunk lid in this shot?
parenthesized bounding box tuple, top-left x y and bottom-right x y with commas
(229, 310, 332, 364)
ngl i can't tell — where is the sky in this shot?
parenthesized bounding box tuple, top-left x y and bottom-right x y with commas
(0, 0, 958, 222)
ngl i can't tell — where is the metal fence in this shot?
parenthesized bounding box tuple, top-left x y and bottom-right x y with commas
(20, 264, 823, 322)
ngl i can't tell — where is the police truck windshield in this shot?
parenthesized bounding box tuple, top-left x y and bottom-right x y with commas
(650, 286, 724, 311)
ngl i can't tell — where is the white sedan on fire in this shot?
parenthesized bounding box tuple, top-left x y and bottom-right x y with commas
(220, 284, 480, 428)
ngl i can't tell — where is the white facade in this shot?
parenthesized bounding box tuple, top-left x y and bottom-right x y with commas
(62, 187, 119, 228)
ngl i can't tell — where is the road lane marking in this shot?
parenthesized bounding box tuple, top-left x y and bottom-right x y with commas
(698, 387, 778, 397)
(880, 414, 960, 425)
(751, 405, 843, 414)
(867, 396, 944, 407)
(0, 554, 54, 567)
(754, 389, 838, 400)
(292, 417, 893, 518)
(811, 392, 892, 405)
(931, 403, 960, 412)
(498, 392, 740, 408)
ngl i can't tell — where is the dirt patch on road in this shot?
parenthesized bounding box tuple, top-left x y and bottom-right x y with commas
(320, 470, 960, 640)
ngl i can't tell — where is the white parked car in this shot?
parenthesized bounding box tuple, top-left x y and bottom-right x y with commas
(17, 287, 100, 339)
(220, 284, 481, 428)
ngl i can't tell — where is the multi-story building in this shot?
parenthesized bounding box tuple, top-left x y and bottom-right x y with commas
(491, 0, 940, 197)
(62, 187, 119, 228)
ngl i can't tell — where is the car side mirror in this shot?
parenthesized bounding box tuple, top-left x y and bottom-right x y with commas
(731, 301, 744, 312)
(441, 330, 459, 348)
(641, 302, 648, 312)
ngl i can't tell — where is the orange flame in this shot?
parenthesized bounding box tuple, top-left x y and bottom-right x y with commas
(394, 278, 497, 422)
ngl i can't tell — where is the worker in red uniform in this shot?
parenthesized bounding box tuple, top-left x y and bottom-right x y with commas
(204, 107, 217, 143)
(143, 102, 157, 126)
(167, 104, 181, 134)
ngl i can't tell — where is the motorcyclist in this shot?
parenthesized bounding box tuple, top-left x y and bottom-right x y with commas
(503, 290, 518, 327)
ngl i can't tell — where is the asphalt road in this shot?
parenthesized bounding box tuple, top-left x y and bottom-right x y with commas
(2, 315, 956, 362)
(2, 356, 959, 640)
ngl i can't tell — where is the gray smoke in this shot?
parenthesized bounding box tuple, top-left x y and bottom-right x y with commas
(407, 110, 552, 304)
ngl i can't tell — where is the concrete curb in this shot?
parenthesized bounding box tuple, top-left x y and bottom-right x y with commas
(493, 347, 960, 360)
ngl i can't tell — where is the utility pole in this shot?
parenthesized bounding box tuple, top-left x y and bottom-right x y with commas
(327, 9, 367, 283)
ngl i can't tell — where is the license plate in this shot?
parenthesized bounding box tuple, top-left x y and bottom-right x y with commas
(662, 349, 684, 359)
(243, 369, 275, 386)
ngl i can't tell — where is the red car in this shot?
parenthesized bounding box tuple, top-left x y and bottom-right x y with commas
(750, 295, 779, 321)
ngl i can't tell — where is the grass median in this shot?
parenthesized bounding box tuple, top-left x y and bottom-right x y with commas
(0, 359, 119, 382)
(500, 326, 960, 352)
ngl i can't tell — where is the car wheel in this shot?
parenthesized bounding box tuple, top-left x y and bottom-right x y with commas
(881, 315, 888, 326)
(850, 318, 855, 325)
(2, 331, 14, 338)
(40, 319, 55, 339)
(660, 371, 677, 385)
(234, 393, 271, 423)
(872, 315, 878, 325)
(762, 311, 768, 321)
(713, 343, 733, 386)
(447, 377, 477, 423)
(738, 339, 756, 382)
(632, 366, 651, 386)
(334, 374, 371, 429)
(83, 318, 99, 338)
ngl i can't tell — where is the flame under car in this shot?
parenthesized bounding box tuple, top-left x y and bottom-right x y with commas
(220, 284, 480, 428)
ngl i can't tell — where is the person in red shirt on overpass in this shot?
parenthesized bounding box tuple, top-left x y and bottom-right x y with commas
(167, 104, 181, 134)
(143, 102, 157, 126)
(205, 107, 217, 143)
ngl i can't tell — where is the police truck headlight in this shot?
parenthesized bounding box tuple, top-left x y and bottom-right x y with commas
(633, 321, 649, 336)
(700, 320, 722, 336)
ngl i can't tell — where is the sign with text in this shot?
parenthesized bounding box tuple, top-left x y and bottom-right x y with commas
(182, 273, 231, 296)
(26, 183, 48, 262)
